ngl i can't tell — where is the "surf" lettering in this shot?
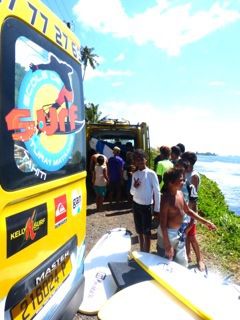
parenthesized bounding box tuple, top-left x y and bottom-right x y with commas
(5, 104, 78, 141)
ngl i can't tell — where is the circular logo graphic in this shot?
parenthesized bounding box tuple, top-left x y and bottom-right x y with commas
(18, 69, 74, 171)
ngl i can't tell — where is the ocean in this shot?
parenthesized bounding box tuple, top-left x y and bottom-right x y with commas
(195, 155, 240, 216)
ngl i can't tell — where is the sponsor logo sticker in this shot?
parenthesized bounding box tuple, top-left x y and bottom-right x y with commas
(71, 189, 82, 215)
(6, 204, 48, 257)
(54, 195, 67, 227)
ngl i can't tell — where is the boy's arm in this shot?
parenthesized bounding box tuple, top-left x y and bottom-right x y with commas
(130, 172, 135, 196)
(183, 202, 216, 230)
(89, 156, 95, 173)
(159, 198, 174, 260)
(152, 172, 161, 213)
(103, 167, 109, 183)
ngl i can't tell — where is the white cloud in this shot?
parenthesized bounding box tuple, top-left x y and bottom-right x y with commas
(99, 100, 239, 155)
(96, 55, 105, 64)
(84, 67, 133, 80)
(73, 0, 240, 56)
(233, 90, 240, 96)
(115, 53, 125, 61)
(112, 81, 124, 87)
(209, 81, 225, 87)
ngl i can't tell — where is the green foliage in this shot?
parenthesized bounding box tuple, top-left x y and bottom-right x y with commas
(85, 102, 102, 123)
(198, 174, 240, 267)
(149, 147, 159, 169)
(80, 46, 99, 80)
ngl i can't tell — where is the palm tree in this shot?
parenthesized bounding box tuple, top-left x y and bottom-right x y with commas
(80, 46, 99, 80)
(85, 102, 102, 123)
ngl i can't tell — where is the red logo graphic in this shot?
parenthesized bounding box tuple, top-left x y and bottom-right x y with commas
(5, 105, 78, 141)
(54, 195, 67, 227)
(25, 210, 36, 240)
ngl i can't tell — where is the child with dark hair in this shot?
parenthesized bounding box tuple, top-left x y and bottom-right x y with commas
(156, 145, 173, 189)
(170, 145, 181, 165)
(92, 155, 109, 212)
(130, 149, 160, 252)
(176, 143, 185, 155)
(175, 158, 191, 202)
(181, 151, 205, 270)
(157, 168, 216, 267)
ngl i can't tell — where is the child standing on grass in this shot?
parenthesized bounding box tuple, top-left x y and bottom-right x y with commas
(181, 151, 204, 271)
(92, 155, 109, 212)
(130, 149, 160, 252)
(157, 168, 216, 267)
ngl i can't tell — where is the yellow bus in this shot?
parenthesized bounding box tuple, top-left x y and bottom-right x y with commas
(0, 0, 86, 319)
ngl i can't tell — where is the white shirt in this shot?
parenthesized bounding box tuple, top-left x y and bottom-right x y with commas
(130, 167, 160, 212)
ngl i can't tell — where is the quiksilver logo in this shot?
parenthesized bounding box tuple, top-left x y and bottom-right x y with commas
(56, 203, 66, 216)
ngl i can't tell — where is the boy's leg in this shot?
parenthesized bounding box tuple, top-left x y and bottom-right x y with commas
(96, 194, 100, 211)
(132, 202, 145, 251)
(186, 236, 192, 262)
(116, 183, 122, 204)
(175, 241, 188, 268)
(186, 223, 196, 262)
(141, 204, 152, 253)
(138, 234, 144, 251)
(143, 234, 151, 252)
(98, 196, 104, 211)
(189, 235, 205, 271)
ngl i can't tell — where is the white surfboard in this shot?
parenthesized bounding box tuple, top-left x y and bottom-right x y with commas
(132, 251, 240, 320)
(89, 137, 113, 159)
(79, 228, 131, 315)
(98, 280, 199, 320)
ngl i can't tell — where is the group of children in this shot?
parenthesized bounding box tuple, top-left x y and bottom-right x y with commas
(90, 145, 135, 211)
(133, 146, 216, 271)
(91, 144, 217, 271)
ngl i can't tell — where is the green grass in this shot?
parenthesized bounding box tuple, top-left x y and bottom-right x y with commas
(198, 174, 240, 269)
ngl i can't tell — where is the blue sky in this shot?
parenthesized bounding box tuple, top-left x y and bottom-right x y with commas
(42, 0, 240, 155)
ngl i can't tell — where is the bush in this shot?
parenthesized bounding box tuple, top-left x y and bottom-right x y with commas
(198, 174, 240, 265)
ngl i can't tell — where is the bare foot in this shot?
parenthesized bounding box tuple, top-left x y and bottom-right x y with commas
(197, 260, 205, 272)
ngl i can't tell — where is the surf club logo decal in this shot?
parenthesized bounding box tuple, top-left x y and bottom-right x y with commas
(5, 54, 85, 172)
(54, 194, 67, 227)
(72, 189, 82, 215)
(6, 204, 48, 258)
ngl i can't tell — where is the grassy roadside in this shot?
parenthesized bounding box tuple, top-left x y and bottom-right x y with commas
(197, 174, 240, 281)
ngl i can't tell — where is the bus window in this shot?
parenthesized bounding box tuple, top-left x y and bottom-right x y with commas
(2, 18, 85, 190)
(0, 1, 86, 320)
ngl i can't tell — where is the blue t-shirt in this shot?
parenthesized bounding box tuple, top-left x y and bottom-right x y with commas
(108, 156, 124, 182)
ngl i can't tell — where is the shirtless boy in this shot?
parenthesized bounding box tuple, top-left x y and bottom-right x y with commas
(157, 168, 216, 267)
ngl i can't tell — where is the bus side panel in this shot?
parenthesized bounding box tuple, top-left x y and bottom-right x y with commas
(1, 177, 86, 294)
(0, 175, 86, 319)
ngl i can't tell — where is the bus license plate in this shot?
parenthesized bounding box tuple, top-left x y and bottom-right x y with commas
(11, 258, 72, 320)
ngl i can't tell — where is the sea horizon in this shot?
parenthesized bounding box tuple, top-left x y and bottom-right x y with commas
(195, 155, 240, 216)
